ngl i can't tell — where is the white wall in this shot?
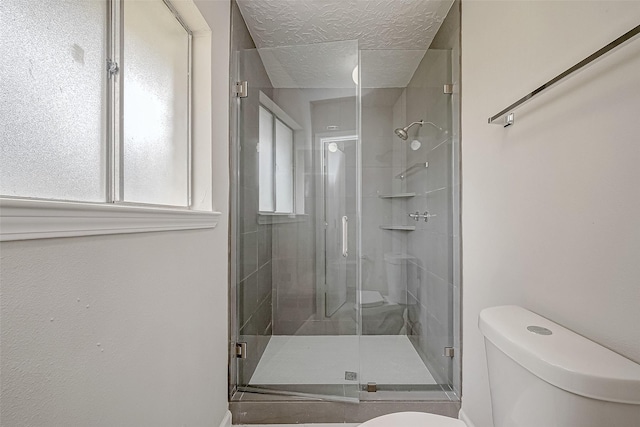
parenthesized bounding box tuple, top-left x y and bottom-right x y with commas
(461, 2, 640, 426)
(0, 1, 231, 426)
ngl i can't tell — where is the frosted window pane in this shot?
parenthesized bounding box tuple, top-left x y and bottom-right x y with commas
(275, 119, 293, 213)
(0, 0, 107, 202)
(123, 0, 189, 206)
(258, 106, 274, 212)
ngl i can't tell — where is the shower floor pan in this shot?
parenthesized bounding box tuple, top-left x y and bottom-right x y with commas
(249, 335, 437, 386)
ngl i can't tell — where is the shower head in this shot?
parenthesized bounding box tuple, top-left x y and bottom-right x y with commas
(394, 120, 445, 141)
(394, 127, 409, 140)
(394, 120, 424, 140)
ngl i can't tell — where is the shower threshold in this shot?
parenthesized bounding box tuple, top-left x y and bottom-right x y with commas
(230, 397, 460, 424)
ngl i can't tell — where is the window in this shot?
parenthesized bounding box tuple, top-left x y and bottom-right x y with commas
(1, 0, 109, 202)
(258, 105, 295, 214)
(0, 0, 191, 207)
(123, 0, 191, 206)
(0, 0, 218, 241)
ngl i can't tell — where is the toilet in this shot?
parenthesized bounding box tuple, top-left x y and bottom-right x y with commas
(383, 252, 414, 304)
(360, 305, 640, 427)
(360, 412, 463, 427)
(359, 290, 405, 335)
(360, 253, 415, 334)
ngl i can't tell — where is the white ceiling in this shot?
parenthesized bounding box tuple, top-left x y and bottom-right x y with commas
(236, 0, 454, 88)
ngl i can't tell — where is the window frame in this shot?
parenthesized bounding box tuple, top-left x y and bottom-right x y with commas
(110, 0, 193, 208)
(258, 104, 275, 213)
(273, 116, 295, 214)
(258, 104, 296, 215)
(0, 0, 219, 242)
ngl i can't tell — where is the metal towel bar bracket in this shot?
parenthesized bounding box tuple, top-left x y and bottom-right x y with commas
(488, 24, 640, 127)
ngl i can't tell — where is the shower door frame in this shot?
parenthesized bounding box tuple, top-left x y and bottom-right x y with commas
(230, 40, 364, 403)
(314, 132, 361, 321)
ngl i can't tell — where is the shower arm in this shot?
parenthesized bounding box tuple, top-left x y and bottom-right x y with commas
(407, 120, 445, 132)
(421, 121, 446, 132)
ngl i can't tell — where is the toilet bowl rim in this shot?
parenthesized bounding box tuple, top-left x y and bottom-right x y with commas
(359, 411, 466, 427)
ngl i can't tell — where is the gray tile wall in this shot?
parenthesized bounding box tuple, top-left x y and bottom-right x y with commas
(403, 49, 453, 385)
(270, 92, 358, 335)
(271, 219, 316, 334)
(360, 89, 408, 305)
(267, 90, 338, 335)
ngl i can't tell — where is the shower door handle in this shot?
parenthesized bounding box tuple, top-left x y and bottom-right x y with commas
(342, 216, 348, 258)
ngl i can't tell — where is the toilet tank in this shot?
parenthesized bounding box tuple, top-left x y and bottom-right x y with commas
(479, 305, 640, 427)
(383, 253, 414, 304)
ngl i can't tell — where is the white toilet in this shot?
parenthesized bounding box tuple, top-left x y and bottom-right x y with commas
(360, 305, 640, 427)
(383, 252, 414, 304)
(359, 290, 406, 334)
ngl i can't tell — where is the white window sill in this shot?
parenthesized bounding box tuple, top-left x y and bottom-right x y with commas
(0, 198, 221, 242)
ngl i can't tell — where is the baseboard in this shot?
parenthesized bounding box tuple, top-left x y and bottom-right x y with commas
(219, 410, 232, 427)
(458, 408, 475, 427)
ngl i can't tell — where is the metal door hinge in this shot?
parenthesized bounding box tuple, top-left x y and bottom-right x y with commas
(235, 342, 247, 359)
(366, 382, 377, 392)
(444, 84, 454, 94)
(233, 81, 248, 98)
(107, 59, 119, 78)
(444, 347, 455, 358)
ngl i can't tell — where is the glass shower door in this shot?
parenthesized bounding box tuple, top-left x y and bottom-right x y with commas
(231, 40, 361, 402)
(324, 138, 357, 317)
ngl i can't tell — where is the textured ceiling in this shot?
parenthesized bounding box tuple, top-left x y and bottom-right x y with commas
(237, 0, 454, 88)
(257, 41, 358, 89)
(361, 49, 428, 88)
(236, 0, 454, 49)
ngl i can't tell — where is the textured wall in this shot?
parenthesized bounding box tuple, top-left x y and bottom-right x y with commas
(0, 1, 231, 425)
(0, 232, 226, 427)
(461, 2, 640, 426)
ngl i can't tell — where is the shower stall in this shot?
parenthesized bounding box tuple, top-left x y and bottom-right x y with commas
(229, 1, 461, 422)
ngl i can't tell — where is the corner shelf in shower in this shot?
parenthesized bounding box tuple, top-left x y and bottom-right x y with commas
(379, 225, 416, 231)
(377, 192, 416, 199)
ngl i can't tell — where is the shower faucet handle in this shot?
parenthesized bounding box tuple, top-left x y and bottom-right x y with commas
(408, 211, 434, 222)
(409, 211, 421, 221)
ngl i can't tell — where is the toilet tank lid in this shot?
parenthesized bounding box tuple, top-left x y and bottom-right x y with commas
(479, 305, 640, 404)
(360, 290, 385, 308)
